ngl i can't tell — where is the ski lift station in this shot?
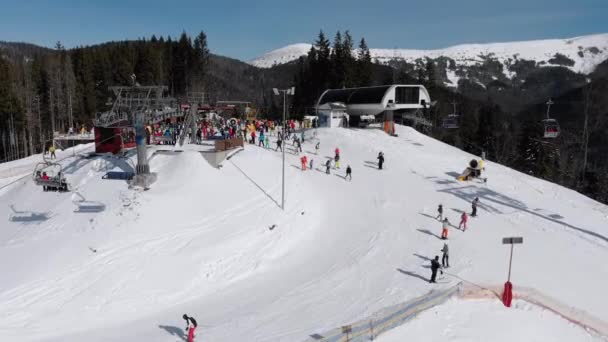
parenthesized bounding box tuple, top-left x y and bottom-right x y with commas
(315, 85, 431, 130)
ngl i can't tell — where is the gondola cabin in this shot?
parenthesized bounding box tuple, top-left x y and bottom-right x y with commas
(442, 114, 460, 129)
(542, 119, 560, 138)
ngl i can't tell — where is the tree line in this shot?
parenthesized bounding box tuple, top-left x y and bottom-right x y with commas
(292, 30, 373, 113)
(0, 31, 209, 162)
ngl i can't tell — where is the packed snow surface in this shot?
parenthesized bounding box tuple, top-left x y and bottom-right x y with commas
(248, 33, 608, 75)
(0, 125, 607, 341)
(376, 299, 603, 342)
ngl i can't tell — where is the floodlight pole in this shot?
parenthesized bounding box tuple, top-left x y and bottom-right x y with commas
(282, 90, 286, 210)
(274, 87, 295, 210)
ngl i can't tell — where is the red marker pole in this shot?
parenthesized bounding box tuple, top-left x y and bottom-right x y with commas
(502, 237, 523, 307)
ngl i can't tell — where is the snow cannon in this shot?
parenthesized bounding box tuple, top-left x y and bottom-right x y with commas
(457, 159, 482, 181)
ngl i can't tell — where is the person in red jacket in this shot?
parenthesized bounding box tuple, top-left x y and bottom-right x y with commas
(459, 211, 468, 231)
(300, 155, 308, 171)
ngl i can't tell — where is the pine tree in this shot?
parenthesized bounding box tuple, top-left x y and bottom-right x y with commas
(342, 30, 355, 87)
(356, 37, 372, 86)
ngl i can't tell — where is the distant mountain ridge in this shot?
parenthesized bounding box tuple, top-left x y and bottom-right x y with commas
(248, 33, 608, 83)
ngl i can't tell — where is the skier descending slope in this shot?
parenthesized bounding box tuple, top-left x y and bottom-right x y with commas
(377, 152, 385, 170)
(441, 243, 449, 268)
(325, 159, 331, 174)
(471, 197, 479, 217)
(346, 165, 352, 181)
(183, 314, 198, 342)
(459, 211, 468, 231)
(429, 256, 443, 283)
(436, 204, 443, 221)
(334, 147, 341, 168)
(300, 155, 308, 171)
(441, 217, 451, 240)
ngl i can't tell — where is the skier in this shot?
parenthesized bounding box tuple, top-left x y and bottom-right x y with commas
(258, 132, 265, 147)
(275, 137, 283, 152)
(335, 147, 340, 158)
(429, 255, 443, 283)
(325, 159, 331, 174)
(301, 130, 305, 143)
(441, 243, 449, 268)
(250, 130, 256, 145)
(441, 217, 450, 240)
(377, 152, 384, 170)
(334, 153, 340, 169)
(436, 204, 443, 221)
(346, 165, 352, 181)
(471, 197, 479, 217)
(300, 155, 308, 171)
(49, 145, 56, 159)
(183, 314, 198, 342)
(315, 142, 320, 155)
(459, 211, 468, 231)
(309, 158, 314, 170)
(295, 139, 302, 153)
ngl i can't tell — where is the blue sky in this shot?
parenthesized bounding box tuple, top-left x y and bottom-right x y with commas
(1, 0, 607, 61)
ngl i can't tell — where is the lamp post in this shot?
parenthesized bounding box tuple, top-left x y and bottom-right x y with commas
(273, 87, 295, 210)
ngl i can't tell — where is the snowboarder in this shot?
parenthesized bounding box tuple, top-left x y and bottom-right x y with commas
(334, 154, 340, 169)
(459, 211, 468, 231)
(315, 142, 320, 155)
(377, 152, 384, 170)
(325, 159, 331, 174)
(429, 255, 443, 283)
(183, 314, 198, 342)
(441, 243, 449, 268)
(275, 138, 283, 152)
(441, 218, 450, 240)
(300, 155, 308, 171)
(471, 197, 479, 217)
(436, 204, 443, 221)
(346, 165, 352, 181)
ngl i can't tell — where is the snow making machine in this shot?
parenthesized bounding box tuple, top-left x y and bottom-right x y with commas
(457, 159, 486, 182)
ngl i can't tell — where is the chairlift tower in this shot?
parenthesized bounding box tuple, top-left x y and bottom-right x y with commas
(95, 82, 172, 189)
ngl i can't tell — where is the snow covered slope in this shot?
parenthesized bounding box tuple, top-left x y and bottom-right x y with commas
(1, 126, 607, 341)
(249, 33, 608, 75)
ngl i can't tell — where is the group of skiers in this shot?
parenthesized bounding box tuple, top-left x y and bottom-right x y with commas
(429, 197, 480, 283)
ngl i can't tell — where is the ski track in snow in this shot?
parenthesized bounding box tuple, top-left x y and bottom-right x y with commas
(0, 126, 607, 341)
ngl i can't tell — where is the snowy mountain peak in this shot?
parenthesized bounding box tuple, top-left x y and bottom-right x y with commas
(248, 33, 608, 76)
(249, 43, 312, 68)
